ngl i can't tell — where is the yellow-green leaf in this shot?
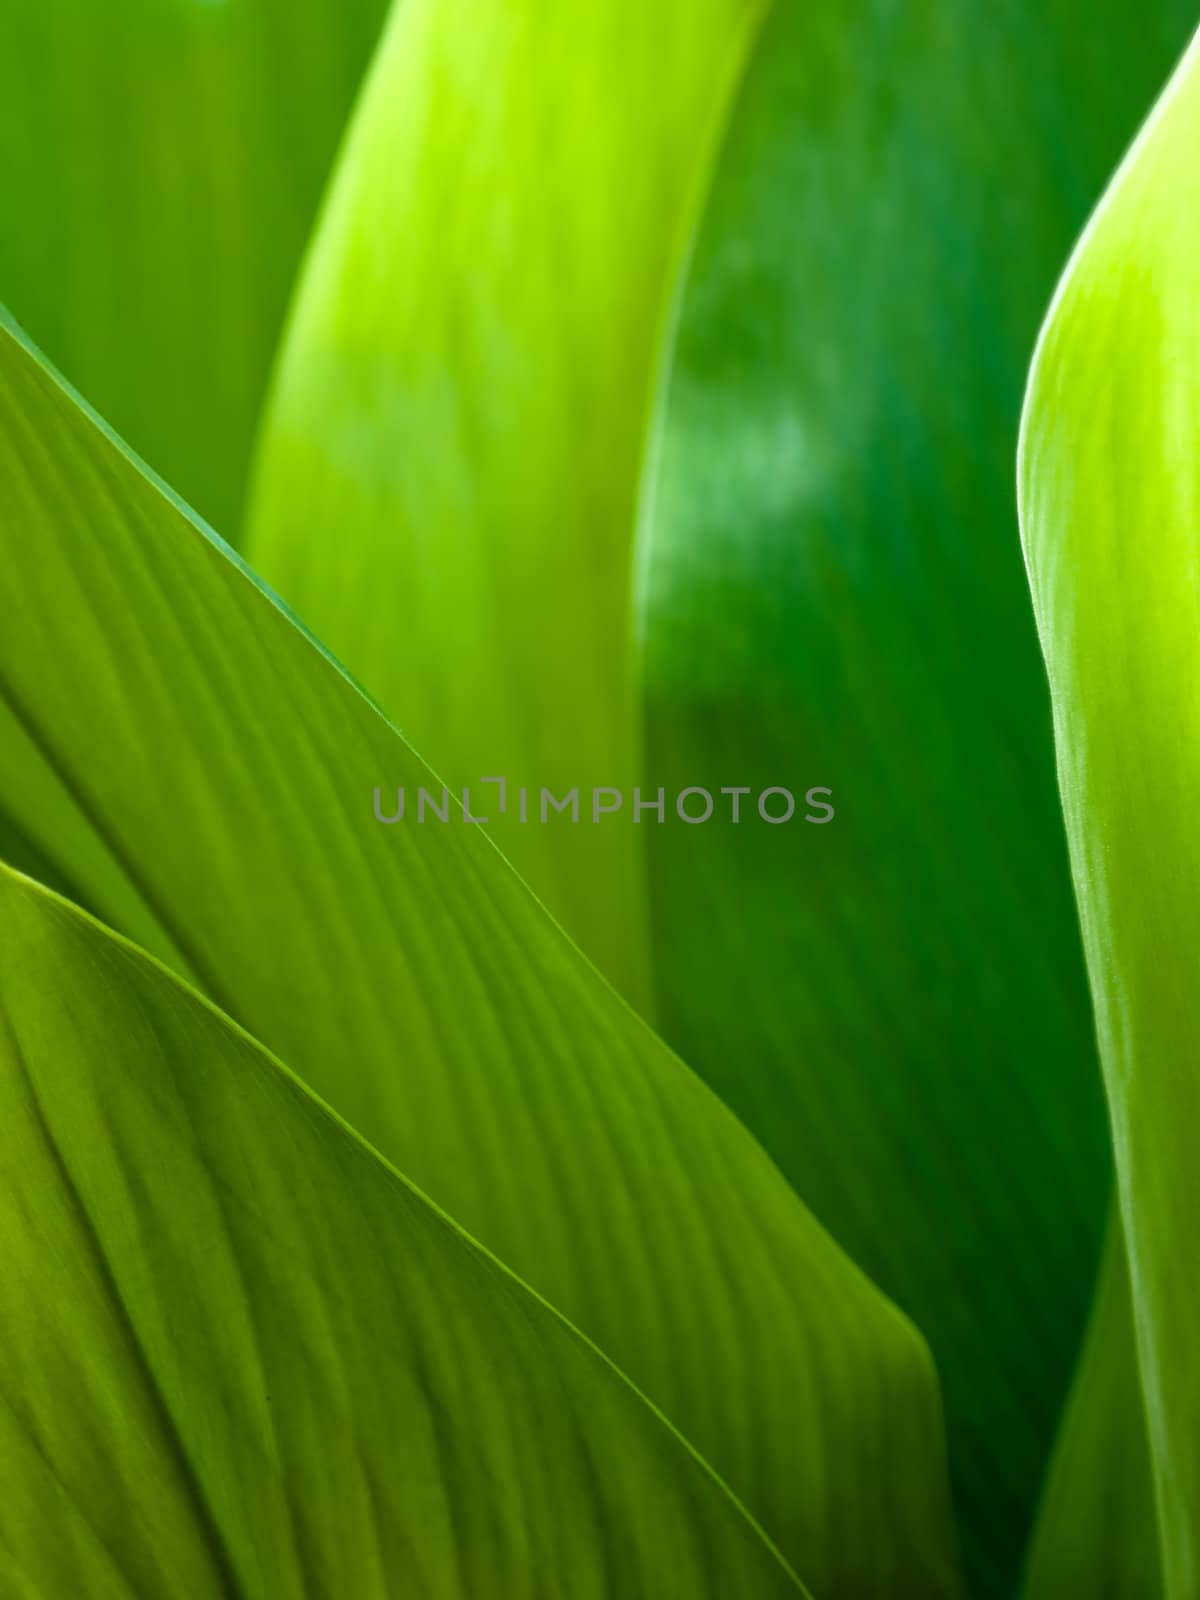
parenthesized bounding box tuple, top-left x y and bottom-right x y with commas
(1019, 25, 1200, 1595)
(0, 863, 805, 1600)
(1022, 1216, 1162, 1600)
(0, 313, 960, 1598)
(245, 0, 767, 1010)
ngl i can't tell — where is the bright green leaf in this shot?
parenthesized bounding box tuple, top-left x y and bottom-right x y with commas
(0, 315, 961, 1598)
(633, 6, 1198, 1590)
(0, 0, 386, 534)
(245, 0, 768, 1011)
(1019, 27, 1200, 1595)
(0, 863, 807, 1599)
(1022, 1214, 1162, 1600)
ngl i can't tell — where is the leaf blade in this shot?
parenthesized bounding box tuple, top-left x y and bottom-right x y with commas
(0, 862, 807, 1600)
(634, 5, 1197, 1588)
(1021, 1214, 1163, 1600)
(245, 0, 768, 1010)
(0, 313, 960, 1598)
(1019, 28, 1200, 1592)
(0, 0, 387, 532)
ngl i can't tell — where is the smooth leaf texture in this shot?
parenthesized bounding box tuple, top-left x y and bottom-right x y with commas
(0, 863, 806, 1600)
(1022, 1217, 1162, 1599)
(1, 0, 386, 534)
(245, 0, 767, 1010)
(634, 5, 1198, 1589)
(0, 316, 961, 1599)
(1019, 27, 1200, 1595)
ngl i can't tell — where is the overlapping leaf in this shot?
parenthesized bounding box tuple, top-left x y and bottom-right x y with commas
(1021, 1216, 1161, 1599)
(0, 315, 960, 1598)
(0, 864, 808, 1600)
(245, 0, 768, 1010)
(1019, 29, 1200, 1593)
(632, 5, 1198, 1590)
(0, 0, 386, 532)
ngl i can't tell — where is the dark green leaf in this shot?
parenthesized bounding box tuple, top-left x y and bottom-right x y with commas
(635, 5, 1196, 1589)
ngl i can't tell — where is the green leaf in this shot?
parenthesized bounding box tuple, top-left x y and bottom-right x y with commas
(634, 4, 1197, 1591)
(0, 0, 387, 534)
(0, 314, 961, 1598)
(1019, 27, 1200, 1594)
(244, 0, 768, 1011)
(0, 863, 807, 1599)
(1022, 1215, 1162, 1600)
(0, 806, 82, 906)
